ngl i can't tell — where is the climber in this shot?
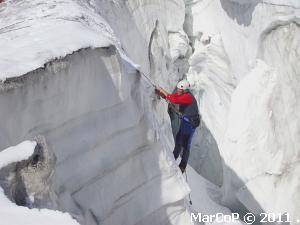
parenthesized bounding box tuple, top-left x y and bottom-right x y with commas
(155, 80, 200, 173)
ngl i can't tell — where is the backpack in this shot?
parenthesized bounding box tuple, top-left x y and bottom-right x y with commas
(188, 114, 201, 128)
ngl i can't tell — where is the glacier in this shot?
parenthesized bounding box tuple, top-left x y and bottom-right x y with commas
(0, 141, 80, 225)
(0, 1, 193, 224)
(0, 0, 300, 225)
(185, 0, 300, 222)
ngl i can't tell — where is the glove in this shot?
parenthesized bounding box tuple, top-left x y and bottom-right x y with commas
(155, 88, 161, 95)
(159, 87, 166, 94)
(155, 87, 167, 99)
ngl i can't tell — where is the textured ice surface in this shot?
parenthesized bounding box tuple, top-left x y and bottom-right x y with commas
(0, 44, 192, 224)
(0, 0, 113, 81)
(185, 0, 300, 222)
(1, 0, 300, 224)
(0, 0, 198, 224)
(0, 141, 80, 225)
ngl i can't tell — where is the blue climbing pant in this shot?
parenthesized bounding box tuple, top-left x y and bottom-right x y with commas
(173, 116, 195, 168)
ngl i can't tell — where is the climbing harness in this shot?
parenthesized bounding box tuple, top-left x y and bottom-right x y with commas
(185, 171, 193, 205)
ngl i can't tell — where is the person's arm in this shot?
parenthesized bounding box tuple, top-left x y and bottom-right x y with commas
(155, 87, 169, 99)
(166, 93, 192, 104)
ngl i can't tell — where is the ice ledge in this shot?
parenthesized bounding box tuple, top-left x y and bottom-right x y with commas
(0, 0, 115, 81)
(0, 141, 80, 225)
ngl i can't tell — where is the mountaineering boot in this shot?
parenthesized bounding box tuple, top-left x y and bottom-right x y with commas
(179, 165, 185, 173)
(179, 161, 187, 173)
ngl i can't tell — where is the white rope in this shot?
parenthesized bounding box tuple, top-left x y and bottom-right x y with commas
(185, 171, 193, 205)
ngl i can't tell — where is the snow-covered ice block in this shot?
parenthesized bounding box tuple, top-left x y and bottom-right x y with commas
(0, 141, 80, 225)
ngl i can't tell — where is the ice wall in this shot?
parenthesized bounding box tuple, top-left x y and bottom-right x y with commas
(0, 0, 197, 224)
(3, 0, 299, 224)
(0, 45, 192, 224)
(0, 141, 80, 225)
(185, 0, 300, 221)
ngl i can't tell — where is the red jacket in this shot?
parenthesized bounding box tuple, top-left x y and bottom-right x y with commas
(166, 92, 192, 105)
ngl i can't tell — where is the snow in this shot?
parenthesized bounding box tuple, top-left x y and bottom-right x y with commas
(0, 141, 36, 168)
(0, 0, 113, 81)
(186, 165, 245, 225)
(168, 30, 190, 61)
(0, 44, 192, 224)
(221, 22, 300, 217)
(1, 0, 300, 224)
(184, 0, 300, 221)
(187, 165, 231, 216)
(187, 34, 236, 144)
(0, 141, 80, 225)
(0, 0, 253, 224)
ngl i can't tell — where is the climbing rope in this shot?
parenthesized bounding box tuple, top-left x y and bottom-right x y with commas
(138, 70, 157, 88)
(185, 171, 193, 205)
(167, 101, 183, 117)
(137, 69, 183, 116)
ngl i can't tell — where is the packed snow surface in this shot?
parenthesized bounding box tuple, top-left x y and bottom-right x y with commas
(0, 141, 36, 168)
(0, 141, 80, 225)
(0, 0, 114, 81)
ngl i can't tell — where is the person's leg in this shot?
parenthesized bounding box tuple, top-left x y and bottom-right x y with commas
(179, 121, 195, 172)
(179, 134, 190, 172)
(173, 126, 183, 160)
(179, 161, 187, 173)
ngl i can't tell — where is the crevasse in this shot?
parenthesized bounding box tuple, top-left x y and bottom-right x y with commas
(0, 0, 300, 225)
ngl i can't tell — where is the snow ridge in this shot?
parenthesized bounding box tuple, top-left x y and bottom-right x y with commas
(0, 0, 115, 81)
